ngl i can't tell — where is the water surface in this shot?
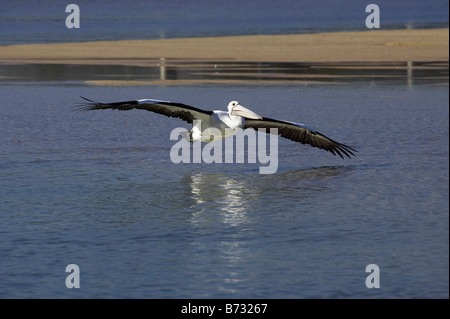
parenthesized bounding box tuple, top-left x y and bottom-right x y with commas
(0, 76, 448, 298)
(1, 0, 448, 45)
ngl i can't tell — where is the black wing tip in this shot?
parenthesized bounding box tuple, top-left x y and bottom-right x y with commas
(79, 96, 96, 102)
(314, 131, 357, 159)
(73, 96, 102, 113)
(333, 143, 357, 159)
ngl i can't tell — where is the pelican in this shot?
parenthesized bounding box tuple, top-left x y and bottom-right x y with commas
(76, 97, 356, 159)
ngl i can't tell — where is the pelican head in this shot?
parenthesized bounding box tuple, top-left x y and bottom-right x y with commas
(227, 101, 262, 120)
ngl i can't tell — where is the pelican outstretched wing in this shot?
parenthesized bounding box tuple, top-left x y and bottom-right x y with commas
(244, 117, 356, 159)
(75, 96, 213, 124)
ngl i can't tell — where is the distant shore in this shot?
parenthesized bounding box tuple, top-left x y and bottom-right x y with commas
(0, 28, 448, 66)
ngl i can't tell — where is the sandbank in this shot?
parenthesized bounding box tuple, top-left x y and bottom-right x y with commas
(0, 28, 448, 66)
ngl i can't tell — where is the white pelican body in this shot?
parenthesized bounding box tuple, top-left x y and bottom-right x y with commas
(190, 101, 261, 142)
(76, 97, 356, 159)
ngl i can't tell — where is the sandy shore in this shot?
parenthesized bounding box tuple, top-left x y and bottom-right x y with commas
(0, 28, 448, 66)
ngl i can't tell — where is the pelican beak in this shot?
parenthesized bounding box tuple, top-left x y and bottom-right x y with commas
(231, 104, 262, 119)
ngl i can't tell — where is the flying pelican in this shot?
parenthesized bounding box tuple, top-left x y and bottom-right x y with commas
(76, 97, 356, 159)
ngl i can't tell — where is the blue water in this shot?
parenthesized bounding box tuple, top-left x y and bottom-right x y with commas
(0, 79, 448, 298)
(0, 0, 448, 45)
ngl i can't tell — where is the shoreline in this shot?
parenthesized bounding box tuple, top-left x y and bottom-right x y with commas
(0, 28, 448, 66)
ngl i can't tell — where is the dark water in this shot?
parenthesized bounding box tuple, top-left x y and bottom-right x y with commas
(0, 0, 448, 45)
(0, 61, 448, 86)
(0, 73, 448, 298)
